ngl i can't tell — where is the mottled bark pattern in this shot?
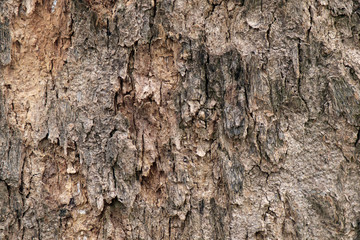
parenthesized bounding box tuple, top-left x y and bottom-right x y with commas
(1, 0, 360, 239)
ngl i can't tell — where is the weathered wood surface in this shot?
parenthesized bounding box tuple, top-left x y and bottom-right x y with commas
(1, 0, 360, 239)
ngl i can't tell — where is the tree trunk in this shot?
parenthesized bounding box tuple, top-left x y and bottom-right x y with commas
(1, 0, 360, 239)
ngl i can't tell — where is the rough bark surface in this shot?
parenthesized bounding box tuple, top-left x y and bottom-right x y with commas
(1, 0, 360, 239)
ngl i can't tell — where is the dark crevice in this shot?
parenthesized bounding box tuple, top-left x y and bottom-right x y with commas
(18, 152, 26, 239)
(37, 218, 41, 240)
(113, 91, 118, 115)
(106, 18, 111, 36)
(141, 133, 145, 167)
(205, 53, 210, 99)
(199, 199, 205, 215)
(243, 69, 251, 116)
(266, 13, 277, 49)
(106, 18, 111, 49)
(160, 79, 163, 106)
(148, 0, 157, 49)
(44, 78, 48, 107)
(132, 112, 138, 164)
(3, 180, 11, 207)
(152, 0, 157, 18)
(7, 140, 11, 163)
(135, 169, 142, 181)
(112, 166, 117, 189)
(206, 0, 221, 19)
(297, 39, 310, 115)
(119, 76, 124, 94)
(355, 129, 360, 147)
(68, 14, 74, 44)
(266, 24, 271, 49)
(168, 217, 171, 239)
(307, 5, 313, 42)
(109, 128, 117, 138)
(255, 127, 264, 166)
(126, 42, 138, 158)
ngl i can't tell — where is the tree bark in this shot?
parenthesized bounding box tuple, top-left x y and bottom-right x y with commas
(1, 0, 360, 239)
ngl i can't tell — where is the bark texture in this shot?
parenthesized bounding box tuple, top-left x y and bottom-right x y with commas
(1, 0, 360, 239)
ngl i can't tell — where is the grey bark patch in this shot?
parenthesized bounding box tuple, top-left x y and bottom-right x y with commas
(0, 91, 22, 187)
(329, 77, 360, 125)
(0, 20, 11, 66)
